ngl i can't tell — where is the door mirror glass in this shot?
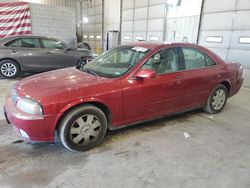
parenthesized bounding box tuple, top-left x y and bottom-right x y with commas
(134, 69, 156, 79)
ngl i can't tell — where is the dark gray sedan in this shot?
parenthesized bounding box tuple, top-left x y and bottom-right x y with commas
(0, 35, 93, 78)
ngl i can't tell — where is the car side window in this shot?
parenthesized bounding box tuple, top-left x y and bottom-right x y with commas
(41, 39, 66, 49)
(141, 48, 180, 75)
(5, 38, 40, 48)
(4, 39, 20, 47)
(182, 47, 216, 70)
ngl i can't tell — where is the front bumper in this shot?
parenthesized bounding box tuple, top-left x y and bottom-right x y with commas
(4, 96, 59, 142)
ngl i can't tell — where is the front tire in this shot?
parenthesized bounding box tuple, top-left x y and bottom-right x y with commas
(203, 84, 228, 114)
(58, 104, 107, 152)
(0, 59, 20, 78)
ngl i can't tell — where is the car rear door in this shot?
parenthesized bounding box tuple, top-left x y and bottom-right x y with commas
(180, 47, 220, 109)
(122, 47, 184, 124)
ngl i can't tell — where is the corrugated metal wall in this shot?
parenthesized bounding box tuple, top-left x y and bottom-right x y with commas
(167, 16, 200, 43)
(121, 0, 166, 44)
(121, 0, 202, 44)
(199, 0, 250, 69)
(166, 0, 202, 43)
(30, 3, 76, 46)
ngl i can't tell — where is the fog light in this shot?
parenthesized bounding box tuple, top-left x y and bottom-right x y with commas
(19, 129, 30, 139)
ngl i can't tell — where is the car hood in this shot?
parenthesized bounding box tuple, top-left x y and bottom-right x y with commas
(15, 67, 112, 103)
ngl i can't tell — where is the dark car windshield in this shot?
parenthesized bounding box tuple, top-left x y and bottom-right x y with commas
(79, 45, 150, 78)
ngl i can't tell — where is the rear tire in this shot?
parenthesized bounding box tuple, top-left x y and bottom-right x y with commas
(203, 84, 228, 114)
(0, 59, 20, 78)
(58, 104, 107, 152)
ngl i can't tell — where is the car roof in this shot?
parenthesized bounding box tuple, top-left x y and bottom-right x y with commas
(124, 41, 203, 50)
(0, 35, 70, 46)
(0, 35, 63, 42)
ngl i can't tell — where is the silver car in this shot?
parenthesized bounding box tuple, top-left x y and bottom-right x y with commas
(0, 35, 93, 78)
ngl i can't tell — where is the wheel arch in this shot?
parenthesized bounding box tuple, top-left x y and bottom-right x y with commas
(0, 58, 22, 72)
(220, 80, 231, 95)
(54, 101, 112, 134)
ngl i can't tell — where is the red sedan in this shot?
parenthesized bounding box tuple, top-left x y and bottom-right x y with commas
(4, 42, 244, 152)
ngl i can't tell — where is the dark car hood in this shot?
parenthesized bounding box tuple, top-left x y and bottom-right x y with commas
(15, 67, 112, 102)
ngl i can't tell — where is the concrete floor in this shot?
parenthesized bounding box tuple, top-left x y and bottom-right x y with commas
(0, 78, 250, 188)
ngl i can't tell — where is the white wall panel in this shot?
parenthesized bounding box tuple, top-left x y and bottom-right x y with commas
(167, 16, 199, 43)
(230, 30, 250, 50)
(228, 49, 250, 68)
(133, 32, 147, 41)
(94, 0, 102, 6)
(88, 16, 95, 24)
(88, 24, 95, 32)
(202, 12, 234, 31)
(235, 11, 250, 30)
(148, 5, 165, 18)
(30, 3, 76, 45)
(149, 0, 165, 5)
(206, 47, 228, 60)
(238, 0, 250, 10)
(134, 7, 148, 20)
(199, 31, 232, 48)
(147, 32, 163, 41)
(82, 1, 88, 8)
(94, 15, 102, 24)
(204, 0, 236, 13)
(134, 20, 147, 31)
(121, 32, 133, 43)
(122, 0, 134, 10)
(135, 0, 148, 8)
(94, 24, 102, 32)
(122, 21, 133, 32)
(200, 0, 250, 87)
(87, 7, 95, 16)
(122, 9, 134, 21)
(95, 5, 102, 14)
(147, 19, 164, 31)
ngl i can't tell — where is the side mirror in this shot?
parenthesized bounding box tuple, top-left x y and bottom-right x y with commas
(64, 47, 72, 52)
(134, 69, 156, 79)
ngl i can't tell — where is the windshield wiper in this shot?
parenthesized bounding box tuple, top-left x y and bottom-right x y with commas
(82, 68, 100, 77)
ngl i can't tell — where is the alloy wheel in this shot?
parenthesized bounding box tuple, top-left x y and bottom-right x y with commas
(1, 63, 17, 77)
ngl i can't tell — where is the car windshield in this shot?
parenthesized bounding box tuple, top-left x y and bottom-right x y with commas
(79, 45, 150, 78)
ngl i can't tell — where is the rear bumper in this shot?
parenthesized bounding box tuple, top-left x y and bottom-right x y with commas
(4, 96, 59, 142)
(230, 77, 244, 97)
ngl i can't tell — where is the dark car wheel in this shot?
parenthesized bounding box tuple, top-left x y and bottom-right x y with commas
(58, 104, 107, 152)
(203, 84, 228, 114)
(0, 60, 20, 78)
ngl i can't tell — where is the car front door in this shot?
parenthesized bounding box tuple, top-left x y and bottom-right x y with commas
(39, 38, 79, 70)
(180, 47, 220, 109)
(121, 47, 184, 124)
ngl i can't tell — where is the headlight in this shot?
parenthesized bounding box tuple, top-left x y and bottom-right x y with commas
(17, 98, 43, 115)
